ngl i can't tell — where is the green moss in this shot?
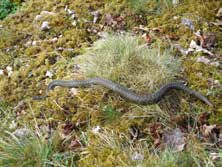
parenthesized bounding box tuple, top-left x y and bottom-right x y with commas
(0, 0, 221, 165)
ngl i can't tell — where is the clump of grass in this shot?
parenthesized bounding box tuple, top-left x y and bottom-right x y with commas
(0, 130, 53, 166)
(0, 128, 78, 167)
(81, 33, 181, 92)
(80, 128, 215, 167)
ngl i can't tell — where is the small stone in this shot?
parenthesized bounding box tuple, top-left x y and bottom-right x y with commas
(6, 66, 12, 72)
(131, 152, 144, 161)
(34, 14, 42, 21)
(40, 21, 50, 31)
(8, 71, 13, 77)
(70, 14, 76, 19)
(172, 0, 179, 5)
(32, 41, 37, 46)
(173, 16, 179, 20)
(67, 9, 75, 15)
(214, 80, 220, 84)
(70, 88, 78, 96)
(51, 37, 58, 43)
(91, 10, 100, 24)
(13, 128, 31, 137)
(24, 41, 32, 47)
(97, 31, 109, 38)
(9, 120, 17, 129)
(72, 20, 77, 26)
(0, 25, 3, 28)
(0, 69, 4, 75)
(196, 56, 210, 64)
(45, 70, 53, 78)
(181, 18, 194, 30)
(92, 126, 101, 134)
(40, 11, 55, 16)
(210, 61, 220, 67)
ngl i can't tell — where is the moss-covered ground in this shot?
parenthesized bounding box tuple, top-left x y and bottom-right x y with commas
(0, 0, 221, 166)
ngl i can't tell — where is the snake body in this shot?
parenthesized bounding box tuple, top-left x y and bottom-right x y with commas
(33, 77, 212, 106)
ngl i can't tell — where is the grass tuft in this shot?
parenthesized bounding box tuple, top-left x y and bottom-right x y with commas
(81, 33, 181, 92)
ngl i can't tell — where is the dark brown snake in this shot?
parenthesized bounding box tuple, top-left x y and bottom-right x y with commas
(33, 77, 213, 106)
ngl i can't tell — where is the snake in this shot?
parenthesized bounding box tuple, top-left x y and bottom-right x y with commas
(33, 77, 213, 106)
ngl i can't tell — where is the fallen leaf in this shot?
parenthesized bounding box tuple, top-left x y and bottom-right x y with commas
(68, 138, 82, 151)
(201, 124, 216, 137)
(62, 122, 75, 136)
(198, 112, 210, 125)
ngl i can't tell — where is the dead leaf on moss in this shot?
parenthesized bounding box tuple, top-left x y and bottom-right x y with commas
(163, 128, 186, 152)
(198, 112, 210, 125)
(200, 124, 217, 138)
(149, 123, 162, 147)
(68, 138, 82, 151)
(62, 122, 76, 136)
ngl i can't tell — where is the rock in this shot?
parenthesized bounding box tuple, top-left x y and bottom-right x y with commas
(70, 88, 78, 96)
(196, 56, 210, 64)
(0, 69, 4, 75)
(172, 0, 179, 5)
(71, 14, 76, 19)
(13, 128, 31, 138)
(6, 66, 12, 72)
(24, 41, 32, 47)
(131, 152, 144, 161)
(51, 37, 58, 43)
(35, 11, 55, 21)
(72, 20, 77, 26)
(45, 70, 53, 78)
(210, 61, 220, 67)
(216, 8, 222, 18)
(40, 21, 50, 31)
(189, 40, 214, 56)
(32, 40, 37, 46)
(92, 126, 101, 134)
(65, 6, 75, 16)
(34, 14, 42, 21)
(40, 11, 55, 16)
(181, 18, 194, 30)
(91, 10, 100, 24)
(9, 120, 17, 129)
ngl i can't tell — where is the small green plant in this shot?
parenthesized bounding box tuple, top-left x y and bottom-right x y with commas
(0, 0, 18, 20)
(103, 105, 121, 123)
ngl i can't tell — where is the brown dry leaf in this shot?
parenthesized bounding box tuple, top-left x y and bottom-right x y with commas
(198, 112, 210, 125)
(201, 124, 217, 137)
(68, 138, 82, 151)
(163, 128, 186, 152)
(149, 123, 162, 147)
(149, 123, 162, 139)
(62, 122, 76, 136)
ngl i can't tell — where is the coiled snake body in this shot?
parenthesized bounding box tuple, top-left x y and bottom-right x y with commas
(33, 77, 212, 106)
